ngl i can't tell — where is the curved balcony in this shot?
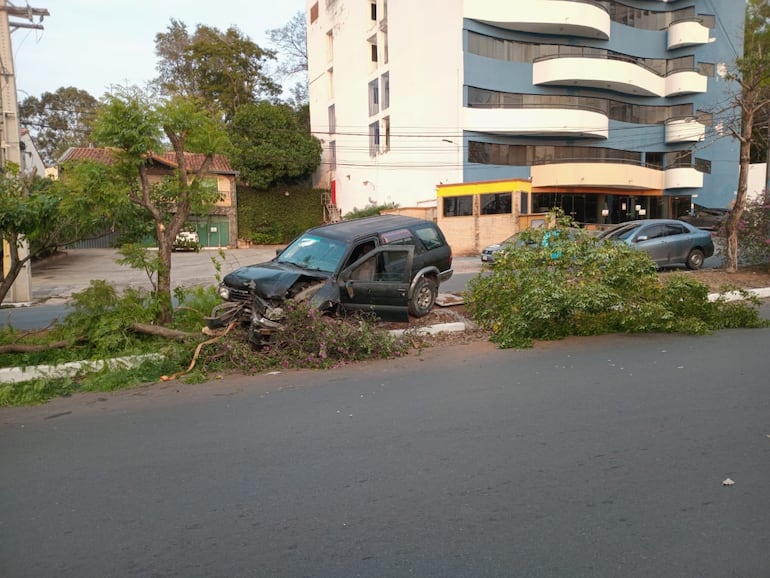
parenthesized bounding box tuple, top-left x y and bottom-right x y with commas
(664, 167, 703, 189)
(465, 0, 610, 40)
(665, 69, 708, 97)
(668, 18, 710, 49)
(531, 162, 663, 190)
(463, 106, 609, 139)
(533, 56, 659, 96)
(665, 116, 706, 144)
(533, 56, 707, 97)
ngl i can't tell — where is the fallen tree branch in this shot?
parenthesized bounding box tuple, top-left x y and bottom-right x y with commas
(0, 338, 83, 354)
(160, 321, 238, 382)
(130, 323, 200, 341)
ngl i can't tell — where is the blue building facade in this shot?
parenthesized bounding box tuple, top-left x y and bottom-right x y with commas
(460, 0, 744, 225)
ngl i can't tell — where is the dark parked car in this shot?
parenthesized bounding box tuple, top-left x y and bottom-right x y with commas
(679, 205, 729, 231)
(209, 215, 453, 342)
(598, 219, 714, 270)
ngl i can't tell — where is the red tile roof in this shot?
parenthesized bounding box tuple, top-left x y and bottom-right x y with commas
(58, 147, 235, 174)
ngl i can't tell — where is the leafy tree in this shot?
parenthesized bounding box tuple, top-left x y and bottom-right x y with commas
(17, 87, 98, 165)
(91, 88, 229, 324)
(154, 19, 280, 120)
(0, 165, 109, 305)
(228, 101, 321, 189)
(723, 0, 770, 271)
(267, 11, 308, 77)
(736, 189, 770, 264)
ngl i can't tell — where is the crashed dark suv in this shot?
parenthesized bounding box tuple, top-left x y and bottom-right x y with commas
(210, 215, 453, 342)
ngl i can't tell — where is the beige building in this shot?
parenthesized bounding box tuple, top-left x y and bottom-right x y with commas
(58, 148, 239, 248)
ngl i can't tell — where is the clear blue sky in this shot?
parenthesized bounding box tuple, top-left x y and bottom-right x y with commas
(11, 0, 306, 99)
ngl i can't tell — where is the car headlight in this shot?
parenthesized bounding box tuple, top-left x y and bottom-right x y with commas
(217, 284, 230, 300)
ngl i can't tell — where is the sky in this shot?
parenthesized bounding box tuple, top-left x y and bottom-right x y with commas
(10, 0, 306, 99)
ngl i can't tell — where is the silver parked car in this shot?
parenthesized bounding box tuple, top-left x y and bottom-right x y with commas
(598, 219, 714, 270)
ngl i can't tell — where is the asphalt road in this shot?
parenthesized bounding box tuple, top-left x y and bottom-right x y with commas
(1, 321, 770, 577)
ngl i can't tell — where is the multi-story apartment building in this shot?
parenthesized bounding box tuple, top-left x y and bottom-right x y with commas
(307, 0, 744, 235)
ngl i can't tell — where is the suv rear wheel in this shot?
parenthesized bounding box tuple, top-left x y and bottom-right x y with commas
(409, 276, 437, 317)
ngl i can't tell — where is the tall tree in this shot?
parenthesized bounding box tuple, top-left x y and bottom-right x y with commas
(266, 11, 308, 78)
(91, 89, 229, 323)
(267, 11, 309, 108)
(724, 0, 770, 272)
(154, 19, 280, 120)
(228, 101, 321, 190)
(18, 87, 98, 165)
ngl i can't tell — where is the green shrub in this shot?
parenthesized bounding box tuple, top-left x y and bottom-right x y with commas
(344, 202, 398, 220)
(466, 218, 768, 348)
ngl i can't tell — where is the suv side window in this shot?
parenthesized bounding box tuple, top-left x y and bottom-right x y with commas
(414, 225, 444, 251)
(380, 228, 418, 250)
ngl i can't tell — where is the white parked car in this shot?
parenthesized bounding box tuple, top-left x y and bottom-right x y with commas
(173, 229, 201, 252)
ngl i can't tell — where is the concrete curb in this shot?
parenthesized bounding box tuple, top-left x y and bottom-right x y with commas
(0, 354, 163, 385)
(708, 287, 770, 302)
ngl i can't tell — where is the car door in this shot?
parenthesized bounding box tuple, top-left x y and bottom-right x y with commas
(663, 223, 691, 264)
(633, 224, 669, 265)
(337, 245, 413, 321)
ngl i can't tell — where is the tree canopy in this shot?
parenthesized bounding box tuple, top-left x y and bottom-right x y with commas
(228, 101, 321, 190)
(723, 0, 770, 271)
(18, 87, 98, 165)
(154, 19, 281, 120)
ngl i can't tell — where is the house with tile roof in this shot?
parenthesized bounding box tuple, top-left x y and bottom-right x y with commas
(58, 147, 239, 249)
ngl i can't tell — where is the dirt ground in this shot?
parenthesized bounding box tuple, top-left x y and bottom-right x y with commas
(660, 263, 770, 290)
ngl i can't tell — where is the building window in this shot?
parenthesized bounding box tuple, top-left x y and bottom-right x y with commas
(467, 87, 698, 125)
(368, 78, 379, 116)
(370, 2, 377, 21)
(381, 72, 390, 110)
(382, 116, 390, 152)
(699, 14, 716, 28)
(326, 30, 334, 61)
(371, 42, 378, 63)
(695, 157, 712, 174)
(698, 62, 715, 77)
(310, 2, 319, 23)
(369, 121, 380, 156)
(329, 140, 336, 171)
(468, 141, 650, 168)
(443, 196, 473, 217)
(467, 32, 694, 77)
(382, 29, 389, 64)
(328, 104, 336, 135)
(480, 193, 512, 215)
(665, 151, 692, 169)
(328, 67, 334, 99)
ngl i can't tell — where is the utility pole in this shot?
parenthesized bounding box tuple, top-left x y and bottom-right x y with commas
(0, 0, 48, 303)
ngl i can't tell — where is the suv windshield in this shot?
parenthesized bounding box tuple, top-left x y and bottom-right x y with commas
(276, 234, 347, 273)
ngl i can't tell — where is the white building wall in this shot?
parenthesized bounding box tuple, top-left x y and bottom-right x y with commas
(308, 0, 463, 216)
(748, 163, 767, 203)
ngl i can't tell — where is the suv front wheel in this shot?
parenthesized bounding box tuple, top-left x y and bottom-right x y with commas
(409, 276, 437, 317)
